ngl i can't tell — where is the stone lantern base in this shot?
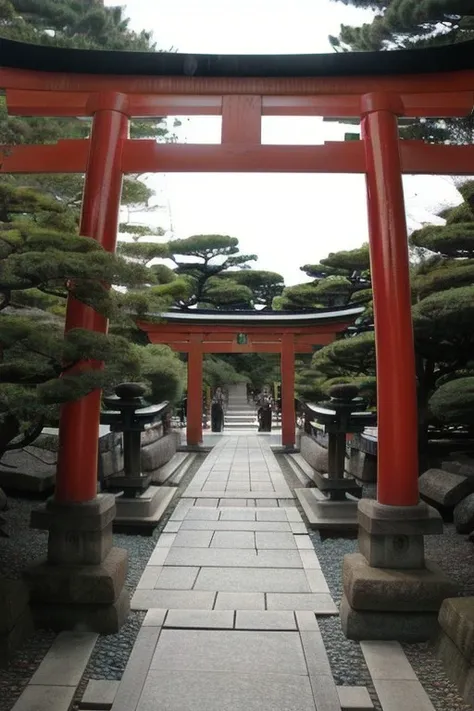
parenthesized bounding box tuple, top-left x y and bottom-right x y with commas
(340, 499, 459, 641)
(23, 494, 129, 633)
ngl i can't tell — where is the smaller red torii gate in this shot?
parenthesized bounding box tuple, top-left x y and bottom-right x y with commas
(140, 308, 363, 447)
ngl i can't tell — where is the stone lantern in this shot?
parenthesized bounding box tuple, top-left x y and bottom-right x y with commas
(296, 384, 376, 530)
(100, 383, 176, 531)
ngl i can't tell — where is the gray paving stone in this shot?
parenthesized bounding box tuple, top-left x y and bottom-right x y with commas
(286, 508, 303, 522)
(30, 630, 98, 686)
(137, 566, 162, 590)
(198, 498, 220, 507)
(299, 550, 321, 569)
(219, 509, 256, 520)
(148, 548, 171, 566)
(11, 686, 75, 711)
(361, 641, 417, 680)
(267, 593, 338, 613)
(81, 680, 120, 710)
(296, 535, 314, 550)
(163, 521, 181, 533)
(164, 610, 234, 629)
(309, 675, 342, 711)
(165, 548, 303, 570)
(256, 510, 287, 521)
(214, 592, 265, 610)
(255, 532, 296, 549)
(180, 520, 291, 532)
(136, 670, 316, 711)
(185, 509, 219, 520)
(373, 680, 435, 711)
(219, 497, 253, 505)
(299, 629, 333, 676)
(255, 498, 278, 506)
(172, 530, 214, 548)
(150, 629, 307, 675)
(170, 501, 194, 520)
(142, 609, 167, 626)
(194, 567, 310, 593)
(295, 611, 319, 631)
(250, 483, 275, 492)
(131, 590, 216, 610)
(236, 611, 296, 630)
(337, 686, 374, 710)
(290, 523, 308, 534)
(305, 568, 331, 593)
(157, 533, 176, 547)
(155, 567, 200, 590)
(211, 531, 256, 548)
(111, 626, 161, 711)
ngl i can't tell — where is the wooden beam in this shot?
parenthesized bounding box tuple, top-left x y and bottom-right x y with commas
(2, 67, 474, 98)
(7, 89, 472, 119)
(3, 138, 473, 176)
(221, 95, 262, 144)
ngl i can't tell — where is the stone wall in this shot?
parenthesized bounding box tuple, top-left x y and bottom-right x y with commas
(0, 422, 180, 494)
(299, 434, 329, 473)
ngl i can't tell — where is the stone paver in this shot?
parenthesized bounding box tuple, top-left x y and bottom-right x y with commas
(136, 671, 315, 711)
(150, 629, 308, 675)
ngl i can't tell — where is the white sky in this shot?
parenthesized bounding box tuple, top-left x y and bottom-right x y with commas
(110, 0, 463, 285)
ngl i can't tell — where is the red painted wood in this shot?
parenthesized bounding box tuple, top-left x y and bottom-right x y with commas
(2, 66, 474, 97)
(221, 95, 262, 143)
(281, 334, 296, 448)
(187, 344, 203, 446)
(5, 139, 474, 176)
(7, 89, 472, 119)
(122, 141, 366, 173)
(362, 96, 419, 507)
(55, 103, 128, 504)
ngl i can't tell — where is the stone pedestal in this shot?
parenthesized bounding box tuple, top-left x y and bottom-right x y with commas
(341, 499, 458, 641)
(435, 597, 474, 704)
(113, 485, 177, 533)
(24, 494, 130, 633)
(296, 487, 359, 531)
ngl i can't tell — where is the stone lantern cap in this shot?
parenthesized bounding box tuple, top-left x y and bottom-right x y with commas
(306, 384, 376, 435)
(101, 382, 169, 432)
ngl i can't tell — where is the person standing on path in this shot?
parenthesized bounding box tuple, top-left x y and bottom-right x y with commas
(211, 386, 225, 432)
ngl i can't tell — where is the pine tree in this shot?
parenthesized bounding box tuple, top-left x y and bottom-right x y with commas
(298, 181, 474, 454)
(0, 2, 184, 458)
(120, 235, 258, 310)
(273, 245, 371, 317)
(329, 0, 474, 144)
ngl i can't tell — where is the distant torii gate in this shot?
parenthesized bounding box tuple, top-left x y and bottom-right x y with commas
(1, 37, 474, 513)
(140, 308, 363, 447)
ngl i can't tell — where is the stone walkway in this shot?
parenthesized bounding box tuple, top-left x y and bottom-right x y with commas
(104, 435, 436, 711)
(116, 436, 342, 711)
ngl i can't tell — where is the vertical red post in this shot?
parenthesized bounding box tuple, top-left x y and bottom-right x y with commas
(187, 343, 203, 446)
(361, 92, 419, 507)
(55, 92, 129, 503)
(281, 334, 296, 448)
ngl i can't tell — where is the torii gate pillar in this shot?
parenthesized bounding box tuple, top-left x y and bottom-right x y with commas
(187, 343, 203, 446)
(340, 93, 451, 642)
(26, 93, 131, 634)
(281, 334, 296, 448)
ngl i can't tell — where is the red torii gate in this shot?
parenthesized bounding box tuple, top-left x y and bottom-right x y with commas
(140, 307, 363, 447)
(1, 37, 473, 516)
